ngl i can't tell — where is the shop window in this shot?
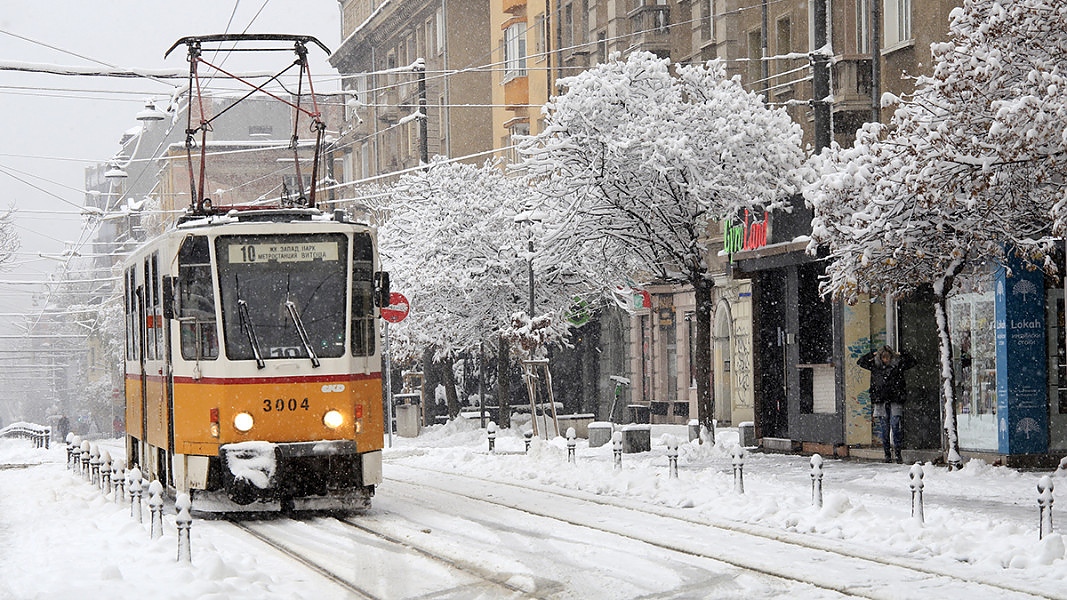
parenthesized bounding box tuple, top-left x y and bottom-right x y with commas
(949, 286, 997, 450)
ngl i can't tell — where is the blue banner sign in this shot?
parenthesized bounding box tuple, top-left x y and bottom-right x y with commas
(995, 257, 1048, 455)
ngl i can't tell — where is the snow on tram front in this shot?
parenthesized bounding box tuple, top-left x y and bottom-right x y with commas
(121, 34, 390, 513)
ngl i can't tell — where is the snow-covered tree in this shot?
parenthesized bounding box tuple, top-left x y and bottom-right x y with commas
(0, 209, 19, 267)
(378, 158, 587, 423)
(807, 0, 1066, 468)
(517, 51, 805, 441)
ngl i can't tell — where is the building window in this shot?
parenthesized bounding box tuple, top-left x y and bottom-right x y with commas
(747, 29, 762, 90)
(597, 31, 607, 64)
(504, 23, 528, 80)
(775, 16, 791, 82)
(534, 15, 547, 59)
(436, 8, 445, 55)
(857, 0, 871, 54)
(506, 121, 530, 164)
(883, 0, 912, 47)
(248, 125, 273, 137)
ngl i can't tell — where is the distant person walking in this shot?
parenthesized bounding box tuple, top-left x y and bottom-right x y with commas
(859, 346, 916, 463)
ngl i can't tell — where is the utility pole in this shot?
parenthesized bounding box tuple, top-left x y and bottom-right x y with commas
(812, 0, 831, 152)
(417, 59, 429, 166)
(870, 0, 882, 124)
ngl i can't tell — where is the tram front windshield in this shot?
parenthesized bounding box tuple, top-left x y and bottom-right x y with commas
(216, 233, 349, 362)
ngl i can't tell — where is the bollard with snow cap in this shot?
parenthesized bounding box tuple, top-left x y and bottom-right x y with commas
(100, 450, 112, 493)
(524, 431, 533, 453)
(732, 445, 745, 494)
(79, 440, 91, 478)
(487, 421, 497, 453)
(128, 466, 144, 523)
(910, 462, 925, 524)
(89, 444, 102, 486)
(566, 427, 576, 464)
(112, 459, 126, 503)
(666, 435, 679, 479)
(65, 434, 77, 470)
(148, 480, 164, 539)
(612, 431, 623, 471)
(175, 493, 192, 563)
(1039, 475, 1055, 540)
(810, 454, 824, 508)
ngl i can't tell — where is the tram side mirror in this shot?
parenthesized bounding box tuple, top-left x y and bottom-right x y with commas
(374, 271, 390, 308)
(161, 276, 176, 320)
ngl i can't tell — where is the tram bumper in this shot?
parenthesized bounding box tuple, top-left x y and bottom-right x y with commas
(207, 440, 378, 512)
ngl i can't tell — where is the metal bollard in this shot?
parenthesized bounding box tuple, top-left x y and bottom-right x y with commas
(612, 431, 623, 471)
(112, 459, 126, 503)
(1039, 475, 1055, 540)
(66, 434, 77, 470)
(175, 493, 192, 563)
(910, 462, 925, 524)
(732, 445, 745, 494)
(666, 436, 679, 479)
(100, 450, 112, 493)
(524, 431, 533, 453)
(80, 441, 91, 479)
(129, 466, 144, 523)
(487, 422, 497, 453)
(810, 454, 824, 508)
(89, 444, 102, 486)
(566, 427, 576, 464)
(148, 480, 164, 539)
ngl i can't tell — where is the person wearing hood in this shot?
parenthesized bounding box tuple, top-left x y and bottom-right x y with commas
(858, 345, 916, 463)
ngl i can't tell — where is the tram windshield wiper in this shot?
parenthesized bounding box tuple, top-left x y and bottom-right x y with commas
(237, 299, 265, 369)
(285, 300, 321, 368)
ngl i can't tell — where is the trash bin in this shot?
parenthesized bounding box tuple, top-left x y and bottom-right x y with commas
(395, 393, 421, 437)
(588, 422, 613, 448)
(738, 421, 756, 447)
(627, 404, 650, 424)
(622, 424, 651, 453)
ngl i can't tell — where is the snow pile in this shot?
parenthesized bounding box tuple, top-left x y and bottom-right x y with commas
(0, 440, 321, 600)
(223, 441, 277, 489)
(386, 419, 1067, 584)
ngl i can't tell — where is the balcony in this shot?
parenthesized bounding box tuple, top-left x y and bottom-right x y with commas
(503, 76, 529, 110)
(628, 4, 671, 54)
(833, 58, 873, 111)
(502, 0, 525, 15)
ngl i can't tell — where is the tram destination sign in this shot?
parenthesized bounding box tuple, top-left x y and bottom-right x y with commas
(229, 241, 339, 264)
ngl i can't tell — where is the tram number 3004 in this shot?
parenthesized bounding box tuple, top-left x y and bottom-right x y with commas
(263, 398, 311, 412)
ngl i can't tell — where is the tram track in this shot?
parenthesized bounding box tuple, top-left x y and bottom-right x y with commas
(227, 513, 539, 599)
(385, 462, 1064, 600)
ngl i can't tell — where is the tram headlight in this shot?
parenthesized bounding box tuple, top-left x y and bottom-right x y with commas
(323, 410, 344, 429)
(233, 412, 254, 433)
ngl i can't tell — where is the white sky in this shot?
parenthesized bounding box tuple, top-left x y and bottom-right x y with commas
(0, 1, 341, 321)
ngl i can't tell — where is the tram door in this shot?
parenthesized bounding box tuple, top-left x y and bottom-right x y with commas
(140, 253, 170, 485)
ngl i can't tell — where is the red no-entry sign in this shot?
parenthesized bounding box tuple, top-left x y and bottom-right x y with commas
(381, 292, 410, 323)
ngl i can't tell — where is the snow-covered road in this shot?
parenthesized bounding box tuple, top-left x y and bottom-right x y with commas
(4, 420, 1067, 599)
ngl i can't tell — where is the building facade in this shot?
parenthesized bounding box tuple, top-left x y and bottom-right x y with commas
(330, 0, 495, 180)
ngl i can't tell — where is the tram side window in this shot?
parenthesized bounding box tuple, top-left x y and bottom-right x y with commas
(352, 233, 376, 357)
(151, 253, 163, 360)
(178, 236, 219, 360)
(144, 256, 156, 361)
(125, 268, 139, 361)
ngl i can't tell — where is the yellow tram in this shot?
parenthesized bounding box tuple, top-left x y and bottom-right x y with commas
(123, 35, 388, 512)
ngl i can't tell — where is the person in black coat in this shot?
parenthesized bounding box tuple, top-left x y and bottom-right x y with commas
(858, 345, 916, 463)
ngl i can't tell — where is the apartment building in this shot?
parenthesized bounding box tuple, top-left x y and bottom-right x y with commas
(330, 0, 494, 181)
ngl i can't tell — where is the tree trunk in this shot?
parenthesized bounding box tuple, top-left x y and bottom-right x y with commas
(693, 276, 716, 444)
(497, 335, 512, 429)
(441, 355, 461, 419)
(933, 291, 964, 470)
(933, 259, 965, 469)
